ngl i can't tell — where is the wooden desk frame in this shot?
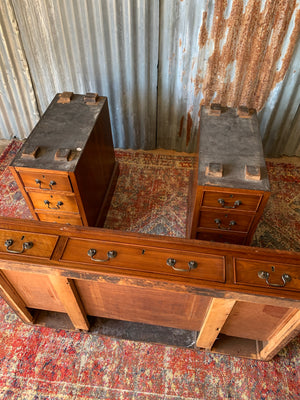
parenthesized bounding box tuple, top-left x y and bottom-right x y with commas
(0, 217, 299, 360)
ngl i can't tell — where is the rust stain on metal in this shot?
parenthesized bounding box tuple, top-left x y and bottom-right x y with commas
(199, 0, 298, 112)
(178, 116, 184, 137)
(198, 11, 208, 48)
(186, 112, 193, 146)
(272, 8, 300, 87)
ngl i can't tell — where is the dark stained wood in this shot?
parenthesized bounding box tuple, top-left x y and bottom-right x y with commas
(10, 93, 117, 227)
(188, 106, 270, 245)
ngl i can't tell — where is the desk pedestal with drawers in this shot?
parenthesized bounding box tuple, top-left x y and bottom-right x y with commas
(188, 106, 270, 245)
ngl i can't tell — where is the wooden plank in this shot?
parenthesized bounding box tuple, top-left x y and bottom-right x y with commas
(259, 309, 300, 361)
(0, 270, 33, 324)
(196, 298, 236, 349)
(49, 276, 90, 331)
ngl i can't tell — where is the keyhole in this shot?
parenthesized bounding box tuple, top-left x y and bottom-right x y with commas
(271, 266, 275, 272)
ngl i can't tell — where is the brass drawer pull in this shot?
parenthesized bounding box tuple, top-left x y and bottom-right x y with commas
(5, 239, 33, 254)
(35, 179, 57, 190)
(214, 218, 236, 230)
(258, 270, 292, 288)
(44, 200, 63, 209)
(87, 249, 117, 262)
(166, 258, 198, 272)
(218, 198, 242, 209)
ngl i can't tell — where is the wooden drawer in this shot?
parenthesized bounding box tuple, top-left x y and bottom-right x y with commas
(202, 192, 261, 212)
(196, 231, 246, 245)
(234, 258, 300, 292)
(0, 228, 58, 258)
(37, 213, 83, 226)
(60, 238, 226, 283)
(17, 169, 72, 192)
(27, 191, 79, 213)
(198, 211, 253, 233)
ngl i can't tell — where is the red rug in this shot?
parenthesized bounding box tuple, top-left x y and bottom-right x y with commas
(0, 140, 299, 399)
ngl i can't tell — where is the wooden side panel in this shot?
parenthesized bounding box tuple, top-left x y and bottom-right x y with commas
(3, 270, 64, 312)
(75, 279, 211, 331)
(221, 302, 291, 341)
(196, 298, 236, 349)
(259, 309, 300, 361)
(0, 270, 33, 323)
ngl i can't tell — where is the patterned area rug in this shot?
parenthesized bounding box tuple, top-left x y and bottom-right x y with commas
(0, 140, 299, 399)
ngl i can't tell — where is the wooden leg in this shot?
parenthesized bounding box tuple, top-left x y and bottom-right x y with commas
(0, 270, 34, 324)
(49, 276, 90, 331)
(259, 309, 300, 361)
(196, 298, 236, 350)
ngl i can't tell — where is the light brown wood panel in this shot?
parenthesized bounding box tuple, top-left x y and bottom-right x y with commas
(28, 191, 79, 213)
(3, 270, 65, 312)
(196, 298, 236, 349)
(17, 168, 72, 192)
(221, 302, 291, 341)
(37, 213, 83, 226)
(234, 258, 300, 292)
(75, 279, 211, 331)
(198, 211, 253, 233)
(60, 238, 226, 282)
(0, 229, 58, 259)
(196, 231, 246, 245)
(49, 276, 89, 330)
(202, 191, 261, 212)
(0, 270, 33, 323)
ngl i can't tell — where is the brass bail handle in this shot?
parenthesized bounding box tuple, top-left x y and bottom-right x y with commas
(214, 218, 236, 230)
(166, 258, 198, 272)
(258, 270, 292, 288)
(5, 239, 33, 254)
(87, 249, 117, 262)
(218, 198, 242, 209)
(44, 200, 63, 209)
(35, 179, 56, 190)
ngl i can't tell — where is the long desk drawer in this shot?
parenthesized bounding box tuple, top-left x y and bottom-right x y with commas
(60, 238, 226, 283)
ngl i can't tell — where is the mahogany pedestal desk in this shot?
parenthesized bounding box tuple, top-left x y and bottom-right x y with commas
(0, 218, 299, 361)
(188, 106, 270, 245)
(10, 92, 118, 227)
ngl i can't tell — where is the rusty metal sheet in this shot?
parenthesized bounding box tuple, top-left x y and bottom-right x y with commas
(157, 0, 300, 154)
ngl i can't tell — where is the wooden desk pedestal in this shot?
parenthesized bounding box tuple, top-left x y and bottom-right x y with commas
(0, 218, 299, 360)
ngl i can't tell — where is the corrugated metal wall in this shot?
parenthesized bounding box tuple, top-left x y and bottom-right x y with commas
(0, 0, 299, 155)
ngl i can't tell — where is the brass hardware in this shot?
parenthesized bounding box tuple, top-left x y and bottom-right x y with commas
(5, 239, 33, 254)
(35, 179, 57, 190)
(166, 258, 198, 272)
(44, 200, 63, 209)
(57, 91, 73, 104)
(87, 249, 117, 262)
(214, 218, 236, 230)
(84, 92, 99, 105)
(258, 270, 292, 288)
(49, 180, 56, 189)
(218, 198, 242, 209)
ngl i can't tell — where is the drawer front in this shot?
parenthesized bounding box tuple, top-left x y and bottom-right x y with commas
(18, 170, 72, 192)
(196, 231, 246, 245)
(60, 238, 226, 283)
(28, 192, 79, 213)
(0, 228, 58, 258)
(37, 213, 83, 226)
(202, 191, 261, 212)
(198, 211, 253, 233)
(234, 258, 300, 291)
